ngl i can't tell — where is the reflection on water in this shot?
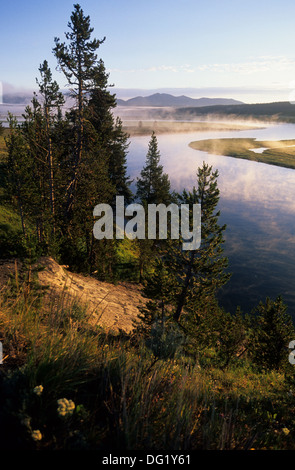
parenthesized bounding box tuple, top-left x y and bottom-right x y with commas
(127, 123, 295, 316)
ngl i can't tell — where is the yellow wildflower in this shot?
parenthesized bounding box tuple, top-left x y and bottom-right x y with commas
(57, 398, 75, 417)
(31, 430, 42, 441)
(33, 385, 43, 396)
(282, 428, 290, 435)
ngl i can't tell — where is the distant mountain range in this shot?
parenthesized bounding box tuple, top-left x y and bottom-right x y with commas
(116, 93, 244, 107)
(2, 90, 243, 108)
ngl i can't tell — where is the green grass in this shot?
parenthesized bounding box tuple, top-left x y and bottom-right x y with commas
(0, 128, 9, 161)
(1, 282, 295, 451)
(189, 138, 295, 170)
(0, 129, 26, 258)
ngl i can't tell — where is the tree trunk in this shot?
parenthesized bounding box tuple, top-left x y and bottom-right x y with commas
(173, 250, 196, 322)
(45, 105, 56, 234)
(65, 75, 84, 216)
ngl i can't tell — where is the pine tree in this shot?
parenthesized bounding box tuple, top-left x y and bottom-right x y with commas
(134, 132, 173, 280)
(6, 62, 65, 252)
(7, 97, 53, 246)
(172, 162, 230, 324)
(36, 60, 64, 234)
(5, 114, 30, 238)
(248, 296, 295, 370)
(139, 162, 230, 353)
(53, 3, 106, 217)
(20, 98, 48, 244)
(137, 257, 175, 331)
(136, 132, 171, 205)
(87, 60, 132, 204)
(51, 4, 131, 274)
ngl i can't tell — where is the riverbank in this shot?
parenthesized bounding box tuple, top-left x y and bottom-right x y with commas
(189, 137, 295, 170)
(122, 120, 262, 136)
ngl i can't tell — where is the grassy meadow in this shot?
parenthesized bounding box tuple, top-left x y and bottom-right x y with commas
(1, 283, 295, 451)
(189, 138, 295, 170)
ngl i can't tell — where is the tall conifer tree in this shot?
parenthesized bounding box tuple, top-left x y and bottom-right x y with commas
(136, 132, 171, 205)
(53, 3, 106, 216)
(52, 4, 131, 272)
(139, 162, 230, 351)
(173, 162, 230, 324)
(6, 4, 131, 274)
(135, 132, 172, 281)
(87, 59, 132, 204)
(36, 60, 65, 236)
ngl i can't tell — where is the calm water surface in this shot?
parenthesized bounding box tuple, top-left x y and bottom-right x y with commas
(127, 122, 295, 316)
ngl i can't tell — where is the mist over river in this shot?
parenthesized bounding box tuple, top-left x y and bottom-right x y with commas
(126, 122, 295, 316)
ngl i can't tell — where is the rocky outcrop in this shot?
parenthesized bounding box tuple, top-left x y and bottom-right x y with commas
(0, 257, 147, 334)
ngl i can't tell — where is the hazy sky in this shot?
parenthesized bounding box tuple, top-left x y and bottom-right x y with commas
(2, 0, 295, 102)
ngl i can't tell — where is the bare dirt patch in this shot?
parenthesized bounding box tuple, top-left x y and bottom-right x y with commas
(0, 257, 147, 333)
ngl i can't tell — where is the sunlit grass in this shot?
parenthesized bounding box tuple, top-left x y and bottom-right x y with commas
(189, 137, 295, 169)
(1, 281, 295, 450)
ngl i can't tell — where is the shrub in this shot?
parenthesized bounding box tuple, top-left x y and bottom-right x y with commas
(247, 296, 295, 371)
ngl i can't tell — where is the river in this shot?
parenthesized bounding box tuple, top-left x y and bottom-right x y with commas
(126, 122, 295, 317)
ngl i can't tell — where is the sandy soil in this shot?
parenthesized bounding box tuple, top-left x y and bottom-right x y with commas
(0, 257, 147, 334)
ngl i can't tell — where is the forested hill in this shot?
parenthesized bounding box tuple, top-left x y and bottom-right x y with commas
(173, 101, 295, 123)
